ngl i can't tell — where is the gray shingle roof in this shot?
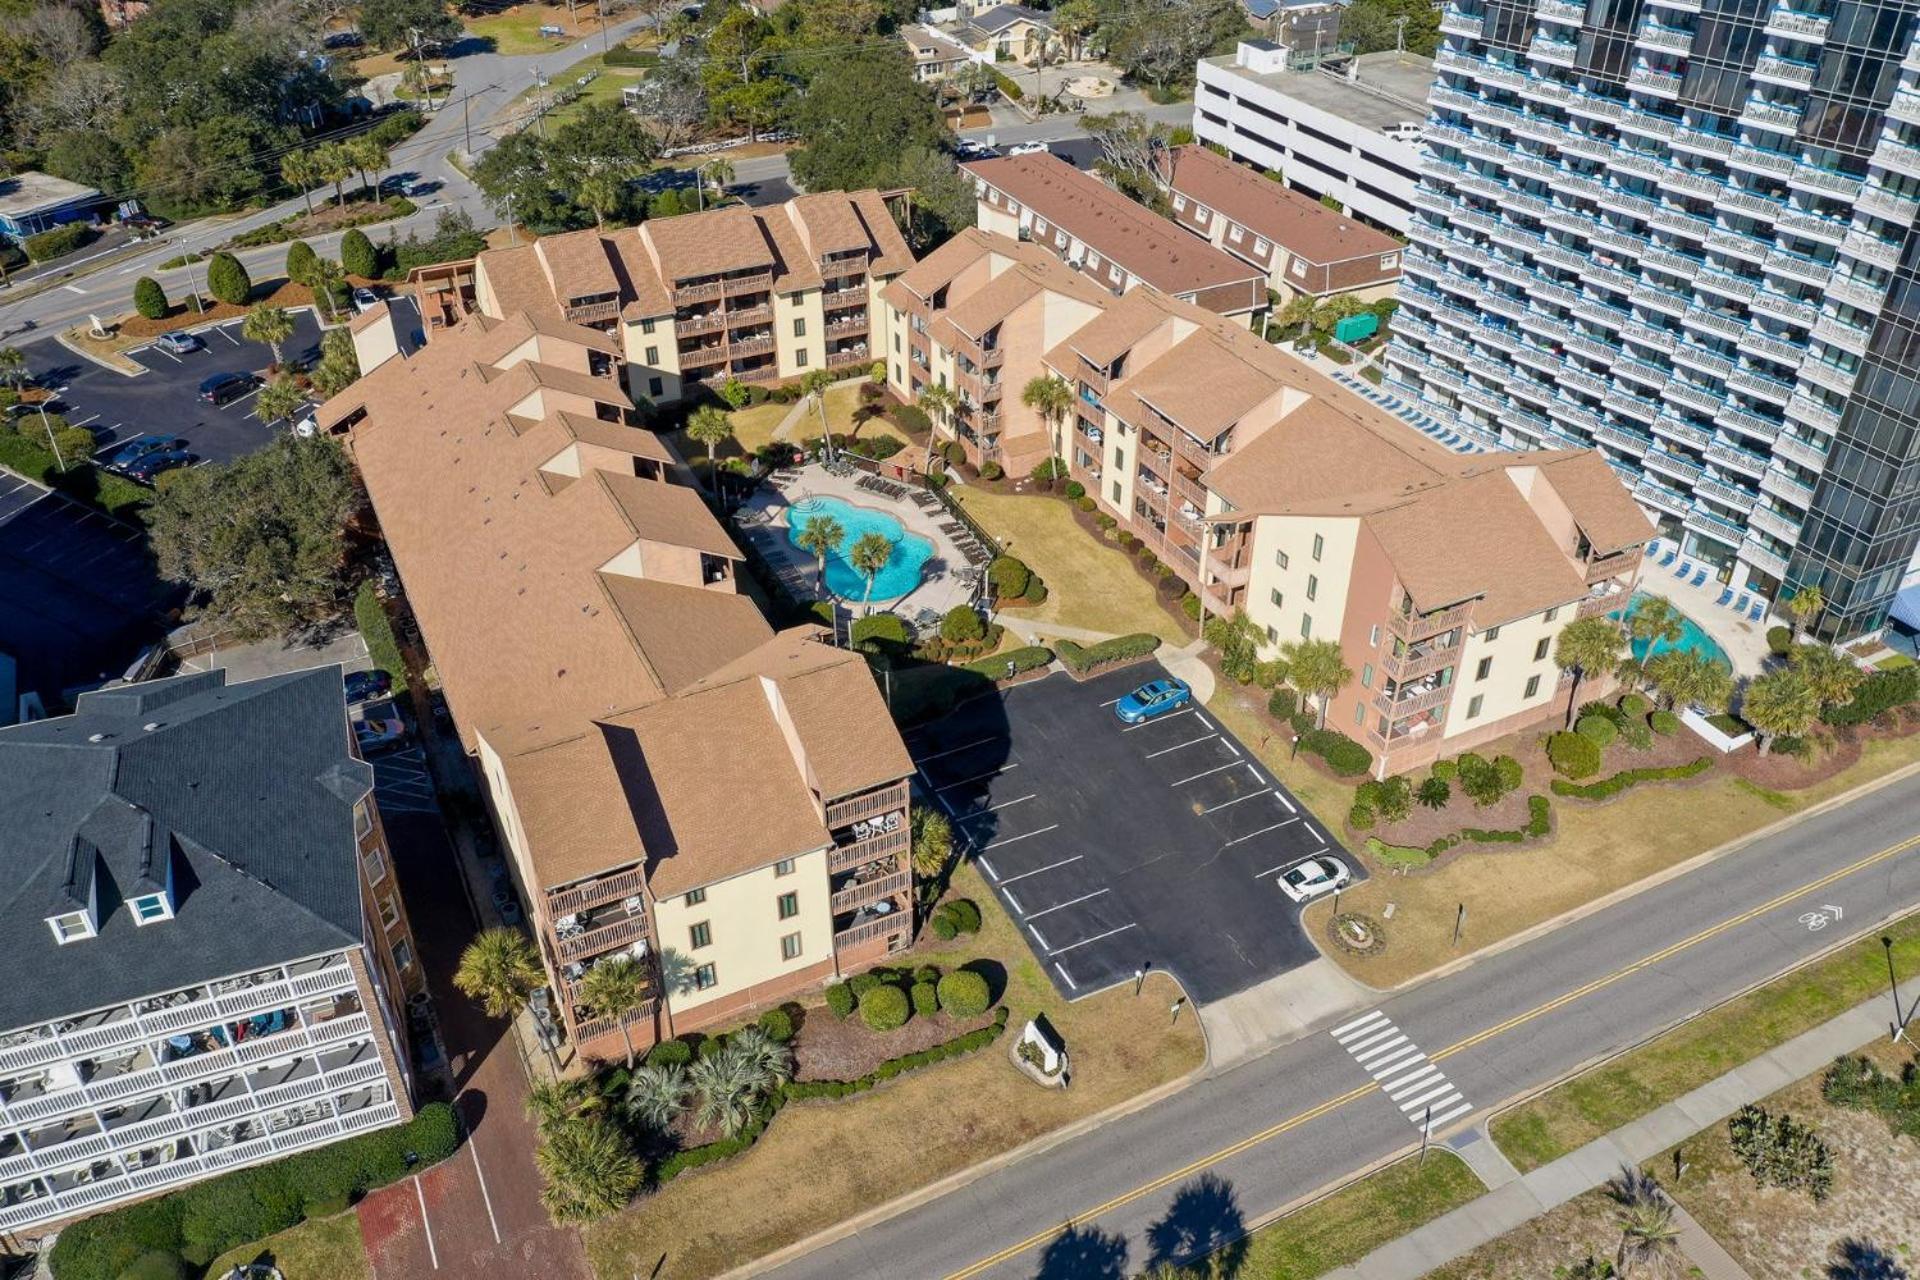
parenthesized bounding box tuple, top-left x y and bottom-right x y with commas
(0, 668, 373, 1033)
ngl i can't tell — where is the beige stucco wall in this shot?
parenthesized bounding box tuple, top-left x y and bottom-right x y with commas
(1441, 606, 1572, 740)
(1242, 515, 1359, 658)
(975, 200, 1022, 239)
(772, 288, 822, 374)
(652, 849, 835, 1018)
(622, 315, 683, 405)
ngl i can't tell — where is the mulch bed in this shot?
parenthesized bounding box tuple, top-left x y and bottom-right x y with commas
(791, 1006, 997, 1082)
(117, 279, 339, 338)
(1720, 705, 1920, 790)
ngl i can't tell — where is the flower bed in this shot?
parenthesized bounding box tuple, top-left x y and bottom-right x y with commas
(1365, 796, 1551, 866)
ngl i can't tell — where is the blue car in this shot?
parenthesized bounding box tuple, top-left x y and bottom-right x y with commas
(1115, 678, 1192, 725)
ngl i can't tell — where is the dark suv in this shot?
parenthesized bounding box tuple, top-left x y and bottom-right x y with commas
(198, 371, 261, 406)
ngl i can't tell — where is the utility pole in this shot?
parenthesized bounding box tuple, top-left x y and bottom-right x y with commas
(1393, 14, 1408, 55)
(408, 28, 437, 111)
(462, 90, 473, 158)
(599, 0, 611, 55)
(505, 192, 519, 246)
(532, 70, 551, 138)
(39, 402, 64, 470)
(1887, 935, 1908, 1043)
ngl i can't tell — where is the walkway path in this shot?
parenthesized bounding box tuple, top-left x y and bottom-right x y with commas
(1322, 993, 1889, 1278)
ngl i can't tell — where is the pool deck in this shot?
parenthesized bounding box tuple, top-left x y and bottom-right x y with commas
(734, 466, 978, 626)
(1634, 546, 1775, 675)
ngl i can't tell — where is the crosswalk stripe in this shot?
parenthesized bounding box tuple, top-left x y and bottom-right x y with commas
(1344, 1025, 1401, 1053)
(1382, 1064, 1438, 1097)
(1331, 1010, 1387, 1039)
(1332, 1013, 1472, 1133)
(1352, 1035, 1409, 1065)
(1428, 1099, 1475, 1128)
(1399, 1082, 1459, 1113)
(1364, 1044, 1422, 1074)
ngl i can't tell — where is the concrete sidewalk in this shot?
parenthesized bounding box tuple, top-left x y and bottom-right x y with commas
(1324, 995, 1895, 1279)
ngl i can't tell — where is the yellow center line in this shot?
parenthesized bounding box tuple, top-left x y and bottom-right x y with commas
(942, 833, 1920, 1280)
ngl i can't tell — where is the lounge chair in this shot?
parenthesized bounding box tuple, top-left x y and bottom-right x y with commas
(1749, 602, 1765, 621)
(1675, 560, 1694, 578)
(1716, 587, 1733, 607)
(1734, 593, 1750, 612)
(1659, 549, 1677, 567)
(1691, 568, 1707, 587)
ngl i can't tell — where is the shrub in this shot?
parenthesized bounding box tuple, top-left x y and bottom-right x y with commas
(1075, 495, 1095, 512)
(133, 276, 169, 320)
(979, 461, 1003, 481)
(962, 645, 1053, 679)
(1052, 633, 1162, 674)
(891, 403, 931, 434)
(285, 239, 319, 286)
(937, 970, 991, 1018)
(1619, 692, 1650, 718)
(1370, 775, 1413, 823)
(1525, 794, 1552, 837)
(205, 251, 251, 305)
(1416, 775, 1450, 809)
(1547, 731, 1601, 779)
(698, 1034, 727, 1058)
(1550, 757, 1713, 799)
(859, 984, 910, 1031)
(1822, 666, 1919, 727)
(1252, 659, 1289, 690)
(1321, 736, 1373, 777)
(1575, 713, 1618, 747)
(1650, 708, 1680, 735)
(848, 972, 885, 997)
(851, 612, 909, 650)
(1181, 593, 1201, 620)
(341, 228, 379, 279)
(1728, 1104, 1833, 1201)
(1267, 687, 1297, 720)
(1578, 699, 1624, 725)
(988, 555, 1032, 599)
(646, 1038, 692, 1066)
(941, 604, 986, 644)
(910, 980, 939, 1018)
(946, 898, 982, 933)
(1767, 625, 1794, 655)
(1430, 759, 1457, 782)
(825, 981, 856, 1018)
(1455, 751, 1518, 806)
(23, 221, 94, 261)
(757, 1007, 794, 1043)
(353, 583, 408, 696)
(1347, 797, 1375, 830)
(913, 964, 941, 984)
(1618, 715, 1652, 750)
(118, 1252, 189, 1280)
(943, 440, 967, 466)
(1022, 577, 1049, 605)
(931, 912, 958, 940)
(1063, 480, 1085, 500)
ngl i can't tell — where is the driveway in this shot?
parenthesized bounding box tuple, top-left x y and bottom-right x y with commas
(909, 665, 1356, 1004)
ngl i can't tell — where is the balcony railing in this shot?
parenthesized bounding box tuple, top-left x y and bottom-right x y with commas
(1585, 547, 1640, 582)
(723, 271, 775, 297)
(546, 866, 648, 918)
(1386, 598, 1476, 642)
(823, 286, 868, 309)
(1380, 637, 1461, 682)
(829, 824, 909, 873)
(563, 299, 620, 325)
(831, 869, 912, 914)
(676, 311, 725, 336)
(725, 304, 773, 328)
(1374, 684, 1454, 719)
(555, 911, 652, 963)
(825, 780, 909, 830)
(572, 1000, 658, 1046)
(834, 911, 910, 950)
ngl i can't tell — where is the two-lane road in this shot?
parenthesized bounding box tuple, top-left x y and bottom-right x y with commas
(770, 769, 1920, 1279)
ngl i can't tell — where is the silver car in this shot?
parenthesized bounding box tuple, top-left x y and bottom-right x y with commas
(1276, 856, 1352, 904)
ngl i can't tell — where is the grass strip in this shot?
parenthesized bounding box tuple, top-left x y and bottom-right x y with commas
(1490, 913, 1920, 1172)
(1220, 1152, 1481, 1278)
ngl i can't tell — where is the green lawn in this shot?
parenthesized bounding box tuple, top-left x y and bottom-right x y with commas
(1217, 1152, 1481, 1278)
(509, 52, 647, 122)
(202, 1211, 369, 1280)
(1490, 913, 1920, 1171)
(465, 4, 621, 55)
(951, 487, 1188, 645)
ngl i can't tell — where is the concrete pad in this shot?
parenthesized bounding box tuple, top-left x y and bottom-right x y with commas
(1456, 1180, 1543, 1236)
(1449, 1132, 1524, 1189)
(1198, 958, 1369, 1068)
(176, 628, 369, 682)
(1523, 1139, 1625, 1207)
(1727, 1054, 1798, 1099)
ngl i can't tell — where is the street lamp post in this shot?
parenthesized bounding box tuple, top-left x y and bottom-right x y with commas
(1886, 935, 1907, 1043)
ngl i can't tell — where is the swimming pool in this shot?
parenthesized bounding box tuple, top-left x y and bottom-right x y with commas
(786, 495, 934, 601)
(1610, 590, 1731, 668)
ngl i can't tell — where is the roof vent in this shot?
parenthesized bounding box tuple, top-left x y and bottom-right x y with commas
(143, 722, 162, 732)
(87, 732, 108, 743)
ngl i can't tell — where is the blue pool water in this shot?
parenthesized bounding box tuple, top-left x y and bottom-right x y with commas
(1610, 590, 1731, 668)
(787, 495, 934, 601)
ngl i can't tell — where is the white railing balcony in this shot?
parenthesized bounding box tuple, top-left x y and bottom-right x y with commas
(1823, 275, 1887, 311)
(1840, 230, 1902, 272)
(1761, 467, 1817, 507)
(1788, 165, 1863, 197)
(1636, 24, 1694, 53)
(1741, 97, 1804, 130)
(1874, 137, 1920, 180)
(1763, 8, 1829, 40)
(1750, 503, 1807, 541)
(1787, 392, 1844, 433)
(1752, 55, 1817, 87)
(1770, 432, 1829, 471)
(1740, 536, 1790, 578)
(1888, 90, 1920, 128)
(1627, 66, 1685, 95)
(1856, 184, 1920, 221)
(1440, 9, 1484, 36)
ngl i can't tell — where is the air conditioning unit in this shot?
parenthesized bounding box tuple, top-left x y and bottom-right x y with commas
(622, 895, 645, 916)
(562, 963, 586, 982)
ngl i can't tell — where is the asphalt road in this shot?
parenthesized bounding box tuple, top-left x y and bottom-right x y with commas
(766, 768, 1920, 1279)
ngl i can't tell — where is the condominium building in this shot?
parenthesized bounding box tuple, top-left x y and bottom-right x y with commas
(1193, 42, 1433, 234)
(323, 310, 915, 1061)
(964, 154, 1270, 323)
(1386, 0, 1920, 640)
(408, 189, 916, 407)
(0, 669, 421, 1235)
(1165, 143, 1406, 300)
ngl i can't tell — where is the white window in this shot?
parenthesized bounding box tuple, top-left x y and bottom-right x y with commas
(1291, 258, 1308, 277)
(393, 939, 414, 972)
(378, 895, 400, 930)
(1034, 216, 1049, 235)
(131, 894, 171, 926)
(47, 911, 94, 945)
(354, 802, 373, 839)
(1172, 194, 1188, 211)
(1381, 253, 1399, 269)
(1254, 237, 1270, 255)
(1195, 208, 1210, 226)
(1087, 251, 1102, 269)
(363, 845, 388, 886)
(1228, 225, 1244, 243)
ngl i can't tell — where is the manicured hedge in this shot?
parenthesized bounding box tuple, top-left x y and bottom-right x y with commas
(24, 221, 94, 262)
(1363, 795, 1551, 864)
(936, 969, 990, 1018)
(825, 981, 855, 1018)
(860, 984, 910, 1031)
(1650, 709, 1679, 735)
(1053, 633, 1162, 674)
(0, 432, 149, 519)
(1550, 757, 1713, 799)
(1547, 730, 1602, 779)
(1822, 666, 1919, 727)
(1575, 714, 1618, 747)
(961, 645, 1054, 679)
(602, 43, 660, 66)
(50, 1103, 457, 1279)
(1296, 726, 1373, 777)
(851, 612, 910, 649)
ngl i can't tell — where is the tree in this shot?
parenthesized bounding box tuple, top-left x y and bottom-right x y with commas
(1742, 668, 1820, 755)
(310, 327, 362, 398)
(917, 382, 957, 438)
(1284, 637, 1354, 729)
(701, 9, 785, 142)
(0, 348, 26, 393)
(1553, 617, 1626, 728)
(205, 251, 251, 306)
(910, 805, 952, 878)
(632, 48, 707, 147)
(525, 1075, 601, 1130)
(1083, 110, 1175, 207)
(790, 47, 952, 196)
(1606, 1166, 1680, 1279)
(1341, 0, 1440, 55)
(452, 927, 544, 1020)
(132, 276, 170, 320)
(252, 375, 308, 426)
(359, 0, 461, 51)
(315, 143, 355, 208)
(797, 514, 845, 591)
(1054, 0, 1099, 58)
(1787, 585, 1826, 641)
(281, 148, 322, 216)
(624, 1063, 690, 1130)
(1416, 775, 1450, 809)
(346, 135, 390, 198)
(1626, 594, 1684, 651)
(1203, 610, 1262, 684)
(850, 529, 895, 608)
(148, 435, 358, 639)
(340, 228, 379, 280)
(552, 102, 660, 227)
(727, 1026, 793, 1089)
(473, 130, 581, 233)
(890, 144, 977, 247)
(697, 157, 734, 211)
(534, 1115, 643, 1222)
(1788, 643, 1863, 711)
(1277, 293, 1314, 345)
(576, 955, 652, 1069)
(286, 240, 320, 287)
(689, 1044, 774, 1138)
(1644, 649, 1733, 713)
(310, 256, 347, 323)
(684, 405, 734, 484)
(241, 304, 294, 369)
(1020, 374, 1074, 466)
(1097, 0, 1247, 90)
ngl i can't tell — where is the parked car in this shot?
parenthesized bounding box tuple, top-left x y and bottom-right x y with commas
(124, 448, 198, 484)
(491, 882, 523, 926)
(322, 29, 363, 47)
(1114, 678, 1193, 725)
(198, 371, 261, 406)
(354, 712, 407, 754)
(154, 331, 204, 355)
(1276, 856, 1352, 904)
(104, 434, 184, 472)
(352, 287, 381, 314)
(343, 669, 392, 703)
(1008, 140, 1052, 156)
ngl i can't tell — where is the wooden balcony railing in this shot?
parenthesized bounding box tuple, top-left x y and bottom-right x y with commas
(1585, 547, 1642, 582)
(834, 911, 910, 951)
(570, 999, 658, 1045)
(546, 866, 647, 918)
(730, 335, 776, 358)
(831, 869, 911, 914)
(676, 311, 725, 335)
(672, 279, 722, 304)
(827, 348, 870, 368)
(829, 824, 909, 872)
(680, 345, 728, 368)
(723, 271, 775, 296)
(564, 299, 620, 325)
(825, 780, 910, 830)
(1379, 637, 1462, 682)
(1386, 598, 1476, 642)
(1373, 683, 1453, 719)
(555, 911, 652, 963)
(726, 304, 773, 327)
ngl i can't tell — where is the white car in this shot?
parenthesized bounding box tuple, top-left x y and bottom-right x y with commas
(1276, 855, 1351, 904)
(352, 287, 381, 314)
(1008, 141, 1051, 156)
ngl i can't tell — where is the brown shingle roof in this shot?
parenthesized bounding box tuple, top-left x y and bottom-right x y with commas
(536, 228, 621, 301)
(788, 193, 871, 257)
(643, 205, 776, 283)
(1535, 452, 1656, 553)
(885, 227, 1053, 306)
(1167, 145, 1402, 268)
(554, 411, 675, 462)
(504, 730, 651, 889)
(1203, 397, 1456, 515)
(964, 154, 1261, 297)
(597, 471, 746, 558)
(597, 574, 773, 696)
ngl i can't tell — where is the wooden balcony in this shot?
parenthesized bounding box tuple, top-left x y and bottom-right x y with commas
(571, 999, 658, 1045)
(546, 866, 647, 918)
(1373, 683, 1453, 719)
(680, 344, 728, 369)
(677, 310, 725, 336)
(725, 304, 773, 327)
(823, 286, 868, 309)
(554, 911, 651, 963)
(827, 347, 871, 369)
(1577, 592, 1622, 619)
(1379, 636, 1462, 681)
(825, 780, 909, 830)
(723, 271, 775, 297)
(730, 334, 776, 358)
(831, 869, 911, 914)
(1585, 547, 1641, 582)
(563, 299, 620, 325)
(829, 825, 909, 872)
(1386, 598, 1476, 642)
(834, 910, 910, 951)
(672, 279, 722, 304)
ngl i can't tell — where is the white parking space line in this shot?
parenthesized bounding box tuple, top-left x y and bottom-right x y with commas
(470, 1139, 502, 1245)
(997, 854, 1084, 885)
(216, 326, 240, 345)
(1123, 709, 1194, 732)
(1193, 713, 1212, 730)
(1145, 733, 1218, 759)
(1200, 791, 1270, 814)
(936, 763, 1017, 791)
(980, 857, 999, 880)
(981, 793, 1037, 812)
(1048, 922, 1137, 955)
(984, 824, 1059, 850)
(1169, 761, 1240, 787)
(919, 735, 1001, 763)
(1004, 889, 1024, 914)
(413, 1175, 439, 1269)
(1275, 790, 1297, 814)
(1029, 924, 1050, 950)
(1024, 888, 1108, 920)
(1054, 963, 1078, 990)
(1224, 817, 1301, 846)
(1098, 696, 1126, 707)
(150, 348, 181, 363)
(1223, 738, 1241, 757)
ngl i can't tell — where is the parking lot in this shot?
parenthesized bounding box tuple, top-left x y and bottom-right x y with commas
(910, 665, 1359, 1004)
(14, 297, 423, 467)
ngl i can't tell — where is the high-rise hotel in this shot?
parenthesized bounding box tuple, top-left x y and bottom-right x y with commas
(1384, 0, 1920, 641)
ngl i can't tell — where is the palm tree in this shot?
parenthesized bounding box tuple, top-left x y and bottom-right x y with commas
(0, 345, 28, 392)
(252, 375, 308, 426)
(1787, 584, 1826, 642)
(315, 143, 354, 208)
(1626, 594, 1684, 652)
(910, 805, 953, 879)
(624, 1062, 690, 1130)
(241, 304, 295, 370)
(917, 381, 957, 440)
(799, 367, 835, 454)
(689, 1045, 761, 1138)
(1606, 1166, 1680, 1279)
(797, 514, 845, 592)
(1742, 667, 1820, 754)
(311, 256, 346, 322)
(347, 135, 389, 197)
(684, 405, 734, 486)
(1553, 616, 1627, 728)
(453, 927, 544, 1020)
(1019, 374, 1074, 468)
(1283, 637, 1353, 729)
(525, 1075, 601, 1131)
(1789, 642, 1864, 711)
(850, 529, 895, 609)
(576, 170, 626, 230)
(575, 955, 651, 1069)
(281, 149, 322, 216)
(697, 157, 735, 211)
(727, 1027, 793, 1086)
(1828, 1237, 1910, 1280)
(534, 1115, 644, 1222)
(1644, 649, 1733, 713)
(1277, 293, 1315, 346)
